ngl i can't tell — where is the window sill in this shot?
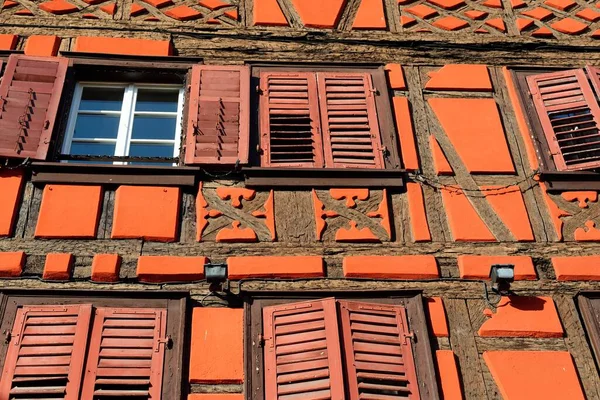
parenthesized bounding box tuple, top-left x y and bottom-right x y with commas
(30, 162, 202, 187)
(242, 167, 405, 188)
(540, 170, 600, 192)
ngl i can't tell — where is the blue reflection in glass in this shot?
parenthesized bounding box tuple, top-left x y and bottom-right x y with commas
(69, 142, 116, 157)
(129, 143, 175, 158)
(131, 116, 177, 140)
(73, 115, 120, 139)
(136, 89, 179, 112)
(80, 87, 124, 111)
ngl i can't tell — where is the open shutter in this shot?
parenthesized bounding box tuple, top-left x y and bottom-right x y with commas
(578, 295, 600, 373)
(0, 304, 92, 400)
(80, 307, 168, 399)
(185, 65, 250, 165)
(339, 301, 420, 399)
(259, 72, 324, 168)
(317, 72, 385, 169)
(527, 69, 600, 171)
(0, 55, 68, 160)
(263, 298, 345, 400)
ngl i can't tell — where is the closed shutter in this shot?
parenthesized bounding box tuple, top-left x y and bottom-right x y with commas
(0, 304, 92, 400)
(185, 65, 250, 165)
(317, 72, 384, 169)
(338, 301, 420, 399)
(0, 55, 68, 160)
(527, 69, 600, 171)
(259, 72, 324, 167)
(262, 298, 345, 400)
(80, 307, 168, 399)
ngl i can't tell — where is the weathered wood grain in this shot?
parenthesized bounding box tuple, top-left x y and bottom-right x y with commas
(445, 299, 488, 400)
(555, 296, 600, 400)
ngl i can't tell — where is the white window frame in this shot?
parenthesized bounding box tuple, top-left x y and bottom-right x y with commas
(62, 83, 185, 165)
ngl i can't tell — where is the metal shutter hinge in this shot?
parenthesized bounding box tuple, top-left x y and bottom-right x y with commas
(258, 334, 272, 348)
(155, 335, 172, 352)
(256, 86, 264, 95)
(404, 331, 415, 344)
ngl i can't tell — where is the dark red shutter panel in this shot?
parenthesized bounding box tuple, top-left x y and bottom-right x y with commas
(185, 65, 250, 165)
(0, 304, 92, 400)
(259, 72, 324, 168)
(527, 69, 600, 171)
(339, 301, 421, 400)
(263, 298, 345, 400)
(0, 55, 68, 160)
(317, 72, 385, 169)
(80, 307, 168, 399)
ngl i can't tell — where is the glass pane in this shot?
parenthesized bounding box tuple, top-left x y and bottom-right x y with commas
(131, 116, 177, 140)
(69, 142, 116, 157)
(128, 143, 175, 158)
(79, 87, 124, 111)
(135, 89, 179, 112)
(73, 114, 120, 139)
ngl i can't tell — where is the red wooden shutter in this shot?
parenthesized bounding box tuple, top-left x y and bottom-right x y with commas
(0, 304, 92, 400)
(0, 55, 68, 160)
(585, 65, 600, 97)
(527, 69, 600, 171)
(262, 298, 345, 400)
(339, 301, 420, 399)
(317, 72, 385, 169)
(80, 307, 168, 399)
(185, 65, 250, 165)
(259, 72, 324, 168)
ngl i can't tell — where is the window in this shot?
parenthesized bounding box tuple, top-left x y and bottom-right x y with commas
(246, 293, 438, 399)
(0, 55, 403, 186)
(62, 83, 184, 164)
(257, 69, 397, 170)
(525, 67, 600, 172)
(513, 66, 600, 172)
(0, 291, 186, 399)
(578, 292, 600, 372)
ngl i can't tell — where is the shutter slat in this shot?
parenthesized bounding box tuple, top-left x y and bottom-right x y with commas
(81, 307, 167, 400)
(0, 304, 92, 400)
(263, 298, 344, 400)
(93, 389, 150, 396)
(340, 301, 420, 400)
(317, 72, 384, 169)
(0, 55, 68, 160)
(527, 68, 600, 171)
(260, 72, 324, 168)
(185, 65, 250, 165)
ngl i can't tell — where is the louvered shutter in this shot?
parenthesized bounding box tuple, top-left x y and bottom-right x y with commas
(527, 69, 600, 171)
(338, 301, 420, 399)
(317, 72, 385, 169)
(260, 72, 324, 167)
(80, 307, 168, 399)
(263, 298, 345, 400)
(0, 55, 68, 160)
(185, 65, 250, 165)
(0, 304, 92, 400)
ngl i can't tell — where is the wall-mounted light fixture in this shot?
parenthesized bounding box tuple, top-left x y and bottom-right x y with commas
(483, 264, 515, 308)
(489, 264, 515, 295)
(204, 263, 228, 292)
